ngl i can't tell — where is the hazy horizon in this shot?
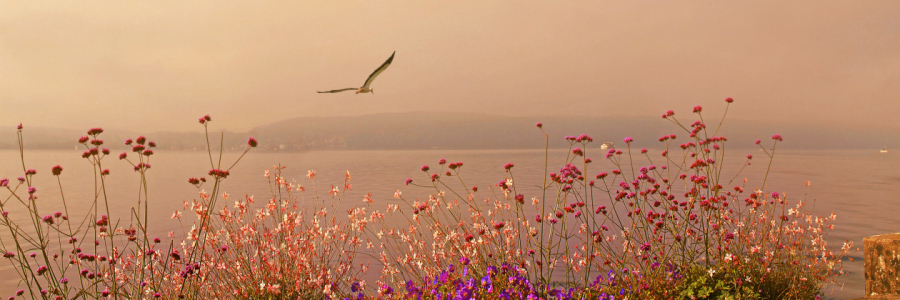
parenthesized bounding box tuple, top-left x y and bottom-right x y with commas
(2, 1, 899, 137)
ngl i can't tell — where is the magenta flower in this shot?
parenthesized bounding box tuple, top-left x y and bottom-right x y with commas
(623, 137, 633, 144)
(755, 139, 761, 145)
(747, 154, 753, 159)
(17, 177, 24, 183)
(204, 114, 211, 121)
(87, 128, 103, 136)
(504, 163, 514, 170)
(421, 165, 430, 172)
(132, 145, 146, 152)
(572, 148, 583, 156)
(119, 152, 127, 160)
(102, 148, 110, 155)
(136, 136, 146, 145)
(188, 177, 200, 185)
(78, 136, 89, 144)
(90, 139, 103, 146)
(405, 178, 413, 185)
(17, 123, 23, 130)
(772, 134, 783, 141)
(725, 97, 734, 103)
(0, 178, 8, 187)
(42, 215, 54, 225)
(693, 106, 702, 113)
(142, 149, 154, 156)
(247, 137, 258, 147)
(25, 169, 36, 175)
(51, 165, 63, 176)
(535, 122, 542, 128)
(596, 172, 608, 179)
(28, 187, 36, 194)
(148, 141, 156, 148)
(125, 138, 133, 145)
(641, 148, 647, 154)
(438, 158, 446, 165)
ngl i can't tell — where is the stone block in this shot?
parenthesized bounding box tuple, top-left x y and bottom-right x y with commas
(864, 233, 900, 296)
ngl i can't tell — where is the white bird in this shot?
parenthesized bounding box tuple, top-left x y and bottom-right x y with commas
(318, 51, 395, 94)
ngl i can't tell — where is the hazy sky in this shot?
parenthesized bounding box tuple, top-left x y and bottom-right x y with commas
(2, 1, 899, 133)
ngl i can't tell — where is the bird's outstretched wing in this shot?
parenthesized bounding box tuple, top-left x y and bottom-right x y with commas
(317, 88, 358, 93)
(361, 51, 395, 89)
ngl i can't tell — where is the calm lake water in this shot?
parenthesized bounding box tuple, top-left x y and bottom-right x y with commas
(0, 147, 897, 299)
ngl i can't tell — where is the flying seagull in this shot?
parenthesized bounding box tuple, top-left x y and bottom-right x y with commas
(318, 51, 395, 94)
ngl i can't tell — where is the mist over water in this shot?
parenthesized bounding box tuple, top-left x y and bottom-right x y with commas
(1, 147, 896, 299)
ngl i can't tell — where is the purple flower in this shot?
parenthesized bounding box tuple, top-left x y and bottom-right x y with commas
(28, 187, 36, 194)
(0, 178, 7, 187)
(623, 137, 633, 144)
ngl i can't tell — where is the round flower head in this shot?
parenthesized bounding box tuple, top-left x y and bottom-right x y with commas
(247, 137, 258, 147)
(51, 165, 63, 176)
(693, 106, 702, 113)
(535, 122, 542, 128)
(725, 97, 734, 103)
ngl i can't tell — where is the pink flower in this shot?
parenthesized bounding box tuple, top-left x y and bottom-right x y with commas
(51, 165, 63, 176)
(87, 128, 103, 136)
(405, 178, 413, 185)
(693, 106, 702, 113)
(641, 148, 647, 154)
(421, 165, 430, 172)
(125, 139, 133, 145)
(438, 159, 446, 165)
(136, 136, 146, 145)
(771, 134, 783, 141)
(148, 141, 156, 147)
(747, 155, 753, 159)
(755, 139, 761, 145)
(17, 123, 23, 130)
(504, 163, 514, 170)
(535, 122, 542, 128)
(623, 137, 633, 144)
(78, 136, 89, 144)
(247, 138, 258, 147)
(143, 149, 154, 156)
(119, 153, 127, 160)
(725, 97, 734, 103)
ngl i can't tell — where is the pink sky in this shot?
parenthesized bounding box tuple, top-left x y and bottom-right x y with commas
(1, 1, 898, 133)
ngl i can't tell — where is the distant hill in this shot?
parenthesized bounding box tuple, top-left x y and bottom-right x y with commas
(2, 112, 896, 152)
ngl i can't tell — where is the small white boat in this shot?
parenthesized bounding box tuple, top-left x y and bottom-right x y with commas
(880, 146, 888, 153)
(600, 142, 614, 150)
